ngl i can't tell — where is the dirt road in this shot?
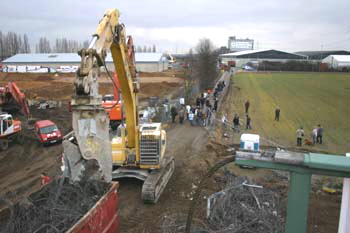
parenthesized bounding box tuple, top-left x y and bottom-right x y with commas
(118, 123, 213, 232)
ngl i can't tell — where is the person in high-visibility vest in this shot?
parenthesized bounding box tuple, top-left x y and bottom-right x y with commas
(40, 172, 51, 186)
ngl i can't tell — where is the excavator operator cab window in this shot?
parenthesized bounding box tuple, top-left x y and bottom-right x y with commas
(2, 117, 10, 133)
(102, 95, 114, 102)
(7, 118, 13, 127)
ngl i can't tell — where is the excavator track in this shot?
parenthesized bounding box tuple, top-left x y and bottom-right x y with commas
(141, 156, 175, 203)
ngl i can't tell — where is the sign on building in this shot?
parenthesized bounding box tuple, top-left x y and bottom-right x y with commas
(228, 36, 254, 52)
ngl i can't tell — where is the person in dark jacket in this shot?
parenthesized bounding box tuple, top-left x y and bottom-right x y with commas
(196, 108, 203, 126)
(190, 105, 196, 114)
(170, 106, 177, 123)
(205, 99, 211, 108)
(275, 107, 280, 121)
(246, 115, 251, 130)
(196, 97, 201, 108)
(316, 124, 324, 144)
(233, 114, 240, 132)
(200, 93, 206, 108)
(213, 97, 218, 112)
(245, 100, 250, 114)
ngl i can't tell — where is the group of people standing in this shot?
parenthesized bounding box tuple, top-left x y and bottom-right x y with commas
(296, 124, 324, 146)
(222, 99, 253, 134)
(170, 80, 226, 127)
(220, 97, 325, 148)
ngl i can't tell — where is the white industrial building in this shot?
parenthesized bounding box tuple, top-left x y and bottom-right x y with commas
(134, 53, 169, 72)
(1, 52, 169, 73)
(322, 55, 350, 71)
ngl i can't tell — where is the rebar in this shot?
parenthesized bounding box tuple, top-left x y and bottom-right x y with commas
(0, 179, 110, 233)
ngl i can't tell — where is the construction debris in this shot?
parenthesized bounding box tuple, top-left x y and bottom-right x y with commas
(0, 180, 110, 233)
(206, 177, 284, 233)
(158, 176, 284, 233)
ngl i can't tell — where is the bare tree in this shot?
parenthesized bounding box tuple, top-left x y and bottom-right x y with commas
(194, 38, 218, 90)
(53, 38, 87, 53)
(36, 37, 51, 53)
(143, 45, 147, 53)
(0, 31, 3, 60)
(82, 40, 89, 49)
(136, 46, 142, 53)
(152, 44, 156, 53)
(18, 36, 24, 53)
(0, 31, 26, 58)
(23, 34, 31, 53)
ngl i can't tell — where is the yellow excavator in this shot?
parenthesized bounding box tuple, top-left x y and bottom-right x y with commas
(63, 9, 174, 203)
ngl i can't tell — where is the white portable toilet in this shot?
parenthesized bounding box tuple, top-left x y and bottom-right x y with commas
(240, 133, 260, 151)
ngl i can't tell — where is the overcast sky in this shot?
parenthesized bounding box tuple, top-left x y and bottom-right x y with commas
(1, 0, 350, 53)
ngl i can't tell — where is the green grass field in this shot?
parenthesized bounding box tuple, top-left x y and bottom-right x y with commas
(231, 72, 350, 154)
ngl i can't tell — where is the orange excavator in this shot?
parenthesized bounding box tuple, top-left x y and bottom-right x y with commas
(0, 113, 23, 150)
(101, 36, 135, 129)
(0, 82, 29, 150)
(0, 82, 30, 117)
(101, 73, 123, 130)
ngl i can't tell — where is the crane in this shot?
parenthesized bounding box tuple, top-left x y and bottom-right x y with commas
(63, 9, 174, 203)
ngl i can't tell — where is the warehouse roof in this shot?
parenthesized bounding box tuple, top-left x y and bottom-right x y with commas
(135, 53, 166, 62)
(219, 49, 307, 60)
(220, 49, 268, 57)
(2, 53, 80, 63)
(323, 55, 350, 62)
(2, 52, 166, 63)
(296, 50, 350, 60)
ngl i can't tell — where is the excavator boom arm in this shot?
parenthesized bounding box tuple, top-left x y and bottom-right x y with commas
(110, 27, 139, 149)
(63, 8, 139, 183)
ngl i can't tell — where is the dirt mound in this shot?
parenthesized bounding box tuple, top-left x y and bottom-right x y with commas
(28, 83, 73, 100)
(139, 71, 174, 77)
(140, 82, 181, 98)
(35, 75, 54, 81)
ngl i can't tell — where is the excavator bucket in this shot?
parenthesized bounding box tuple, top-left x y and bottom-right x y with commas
(63, 109, 112, 183)
(63, 68, 112, 183)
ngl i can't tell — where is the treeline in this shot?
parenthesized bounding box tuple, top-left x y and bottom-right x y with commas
(0, 31, 31, 60)
(36, 37, 89, 53)
(257, 60, 350, 72)
(135, 45, 157, 53)
(0, 30, 90, 60)
(256, 61, 321, 72)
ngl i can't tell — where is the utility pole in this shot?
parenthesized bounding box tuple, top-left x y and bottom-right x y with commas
(319, 44, 323, 72)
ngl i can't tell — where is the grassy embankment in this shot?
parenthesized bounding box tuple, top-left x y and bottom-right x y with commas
(231, 72, 350, 154)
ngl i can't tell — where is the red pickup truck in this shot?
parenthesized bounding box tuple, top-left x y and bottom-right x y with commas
(34, 120, 63, 145)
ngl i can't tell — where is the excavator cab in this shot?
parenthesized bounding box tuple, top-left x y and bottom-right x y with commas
(0, 114, 12, 135)
(0, 113, 22, 150)
(0, 114, 20, 137)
